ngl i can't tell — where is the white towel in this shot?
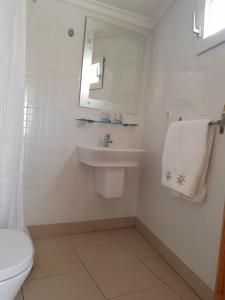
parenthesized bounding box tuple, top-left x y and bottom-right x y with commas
(162, 120, 215, 203)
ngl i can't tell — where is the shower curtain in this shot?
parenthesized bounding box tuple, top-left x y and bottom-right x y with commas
(0, 0, 26, 230)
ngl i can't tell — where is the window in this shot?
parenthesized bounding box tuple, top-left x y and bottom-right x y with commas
(204, 0, 225, 38)
(195, 0, 225, 54)
(89, 63, 101, 85)
(89, 57, 104, 90)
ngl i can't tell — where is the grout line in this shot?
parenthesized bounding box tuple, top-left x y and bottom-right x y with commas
(134, 227, 161, 257)
(109, 229, 160, 260)
(67, 237, 107, 299)
(110, 229, 193, 300)
(68, 231, 167, 299)
(138, 256, 194, 299)
(141, 257, 201, 300)
(109, 229, 165, 283)
(22, 288, 25, 300)
(28, 231, 200, 300)
(107, 284, 175, 300)
(66, 234, 163, 300)
(135, 227, 201, 299)
(27, 270, 84, 282)
(112, 237, 177, 298)
(67, 230, 180, 299)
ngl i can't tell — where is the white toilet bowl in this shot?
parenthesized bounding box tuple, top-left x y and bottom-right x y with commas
(0, 230, 33, 300)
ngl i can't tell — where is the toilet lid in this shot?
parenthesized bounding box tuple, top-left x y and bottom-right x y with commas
(0, 230, 33, 281)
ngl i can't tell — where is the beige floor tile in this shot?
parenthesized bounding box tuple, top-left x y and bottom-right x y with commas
(69, 231, 117, 249)
(111, 228, 159, 259)
(23, 271, 105, 300)
(29, 236, 84, 280)
(113, 285, 181, 300)
(142, 257, 200, 300)
(75, 242, 163, 299)
(15, 290, 23, 300)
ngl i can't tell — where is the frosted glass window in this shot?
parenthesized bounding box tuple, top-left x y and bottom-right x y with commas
(89, 63, 100, 85)
(204, 0, 225, 38)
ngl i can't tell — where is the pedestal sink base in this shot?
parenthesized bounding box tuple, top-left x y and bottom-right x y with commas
(95, 167, 126, 198)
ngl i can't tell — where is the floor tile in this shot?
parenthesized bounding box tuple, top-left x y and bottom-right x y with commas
(23, 271, 105, 300)
(75, 242, 163, 299)
(142, 257, 200, 300)
(29, 236, 84, 280)
(113, 285, 180, 300)
(15, 290, 23, 300)
(111, 228, 158, 259)
(69, 231, 116, 249)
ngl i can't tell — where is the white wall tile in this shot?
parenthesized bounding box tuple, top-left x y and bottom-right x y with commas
(138, 0, 225, 289)
(24, 0, 150, 226)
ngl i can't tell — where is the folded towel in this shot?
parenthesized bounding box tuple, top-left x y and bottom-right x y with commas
(162, 120, 215, 203)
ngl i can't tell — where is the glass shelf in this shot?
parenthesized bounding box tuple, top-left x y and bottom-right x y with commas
(76, 118, 138, 127)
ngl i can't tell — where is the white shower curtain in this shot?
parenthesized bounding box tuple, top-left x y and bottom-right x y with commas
(0, 1, 26, 230)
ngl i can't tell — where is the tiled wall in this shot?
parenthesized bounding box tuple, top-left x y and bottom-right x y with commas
(137, 0, 225, 289)
(24, 0, 151, 225)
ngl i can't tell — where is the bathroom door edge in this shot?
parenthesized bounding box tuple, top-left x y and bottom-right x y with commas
(215, 201, 225, 300)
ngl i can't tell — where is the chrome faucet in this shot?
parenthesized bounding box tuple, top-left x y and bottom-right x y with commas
(103, 133, 113, 147)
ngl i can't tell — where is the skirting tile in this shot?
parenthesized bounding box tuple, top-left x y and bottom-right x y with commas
(28, 217, 135, 239)
(136, 218, 214, 300)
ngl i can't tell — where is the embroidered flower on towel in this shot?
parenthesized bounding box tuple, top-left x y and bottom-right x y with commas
(165, 171, 172, 181)
(177, 174, 186, 186)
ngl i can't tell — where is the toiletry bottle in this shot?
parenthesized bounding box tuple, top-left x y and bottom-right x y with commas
(101, 112, 111, 123)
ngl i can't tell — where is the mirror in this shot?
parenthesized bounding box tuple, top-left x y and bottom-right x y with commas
(79, 17, 145, 115)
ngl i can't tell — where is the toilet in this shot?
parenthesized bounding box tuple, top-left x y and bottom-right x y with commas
(0, 229, 33, 300)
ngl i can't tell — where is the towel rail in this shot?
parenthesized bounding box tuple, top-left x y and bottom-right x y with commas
(178, 106, 225, 134)
(209, 120, 224, 134)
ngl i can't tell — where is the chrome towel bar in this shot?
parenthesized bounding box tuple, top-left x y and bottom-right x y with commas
(178, 106, 225, 134)
(209, 119, 225, 134)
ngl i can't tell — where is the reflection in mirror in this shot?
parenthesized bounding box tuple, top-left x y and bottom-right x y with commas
(79, 17, 145, 115)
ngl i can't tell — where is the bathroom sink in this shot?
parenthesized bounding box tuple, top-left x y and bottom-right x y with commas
(77, 145, 146, 198)
(77, 145, 146, 168)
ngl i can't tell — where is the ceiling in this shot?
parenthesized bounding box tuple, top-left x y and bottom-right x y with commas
(95, 0, 175, 27)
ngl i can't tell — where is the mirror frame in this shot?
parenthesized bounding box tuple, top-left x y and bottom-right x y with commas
(79, 16, 146, 115)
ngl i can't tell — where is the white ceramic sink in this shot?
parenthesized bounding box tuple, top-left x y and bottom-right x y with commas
(77, 145, 146, 198)
(77, 145, 146, 168)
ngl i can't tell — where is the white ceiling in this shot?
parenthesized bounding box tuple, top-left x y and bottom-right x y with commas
(95, 0, 175, 27)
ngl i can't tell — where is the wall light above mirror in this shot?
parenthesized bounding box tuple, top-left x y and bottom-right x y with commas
(79, 17, 145, 115)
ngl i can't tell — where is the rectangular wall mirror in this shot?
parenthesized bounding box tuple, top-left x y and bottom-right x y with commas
(79, 17, 145, 115)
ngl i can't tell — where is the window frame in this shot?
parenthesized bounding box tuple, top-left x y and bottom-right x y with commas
(196, 0, 225, 55)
